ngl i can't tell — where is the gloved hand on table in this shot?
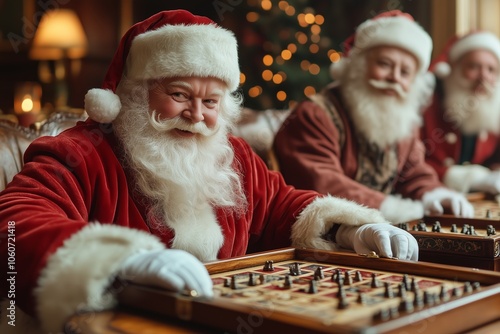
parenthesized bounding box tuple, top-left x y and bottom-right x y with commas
(117, 248, 213, 297)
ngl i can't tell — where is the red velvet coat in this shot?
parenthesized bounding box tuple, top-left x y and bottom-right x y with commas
(0, 119, 319, 316)
(273, 87, 443, 209)
(420, 89, 500, 180)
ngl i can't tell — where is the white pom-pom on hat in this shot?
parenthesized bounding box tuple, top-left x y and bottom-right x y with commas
(432, 61, 451, 78)
(84, 89, 122, 124)
(329, 58, 349, 81)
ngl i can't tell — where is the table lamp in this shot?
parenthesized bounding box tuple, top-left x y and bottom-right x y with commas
(29, 9, 88, 111)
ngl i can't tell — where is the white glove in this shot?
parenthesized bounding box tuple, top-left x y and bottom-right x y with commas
(335, 223, 419, 260)
(422, 187, 474, 218)
(379, 195, 425, 223)
(470, 170, 500, 194)
(117, 249, 213, 297)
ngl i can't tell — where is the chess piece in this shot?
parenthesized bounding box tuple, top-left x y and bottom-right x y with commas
(371, 273, 380, 288)
(373, 308, 390, 321)
(463, 281, 473, 294)
(423, 291, 435, 306)
(230, 276, 239, 290)
(283, 275, 293, 289)
(398, 283, 407, 298)
(399, 298, 414, 313)
(336, 284, 346, 299)
(472, 282, 481, 290)
(224, 278, 231, 287)
(384, 282, 394, 298)
(289, 262, 302, 276)
(357, 292, 367, 305)
(344, 271, 353, 285)
(354, 270, 363, 282)
(486, 209, 491, 218)
(486, 225, 496, 236)
(469, 225, 477, 235)
(402, 274, 410, 291)
(417, 221, 427, 231)
(452, 286, 462, 297)
(461, 224, 469, 234)
(314, 266, 324, 280)
(410, 277, 418, 292)
(450, 224, 457, 232)
(439, 285, 449, 302)
(263, 260, 274, 272)
(248, 272, 256, 286)
(413, 291, 424, 309)
(337, 293, 349, 309)
(308, 279, 318, 294)
(432, 221, 441, 232)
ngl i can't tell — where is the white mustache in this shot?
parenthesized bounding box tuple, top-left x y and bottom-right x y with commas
(149, 112, 219, 137)
(368, 79, 407, 99)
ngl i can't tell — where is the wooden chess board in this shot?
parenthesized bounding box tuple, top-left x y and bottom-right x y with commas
(403, 193, 500, 271)
(117, 248, 500, 334)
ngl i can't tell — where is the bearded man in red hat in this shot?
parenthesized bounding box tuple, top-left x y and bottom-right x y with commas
(421, 31, 500, 195)
(273, 10, 474, 224)
(0, 10, 419, 333)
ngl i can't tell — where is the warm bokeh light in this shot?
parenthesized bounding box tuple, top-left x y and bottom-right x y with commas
(261, 0, 272, 10)
(287, 43, 297, 53)
(304, 13, 315, 24)
(21, 96, 34, 112)
(281, 49, 292, 60)
(315, 14, 325, 25)
(328, 50, 341, 62)
(311, 24, 321, 35)
(310, 34, 321, 43)
(246, 12, 259, 22)
(309, 64, 320, 75)
(309, 44, 319, 53)
(278, 1, 288, 10)
(263, 54, 274, 66)
(240, 72, 246, 84)
(304, 86, 316, 96)
(248, 86, 263, 98)
(285, 6, 295, 16)
(296, 32, 308, 44)
(262, 69, 273, 81)
(272, 73, 284, 84)
(300, 60, 311, 71)
(276, 91, 287, 101)
(297, 14, 308, 27)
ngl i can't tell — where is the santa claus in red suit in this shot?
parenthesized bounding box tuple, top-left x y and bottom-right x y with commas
(421, 31, 500, 194)
(0, 10, 418, 334)
(273, 10, 474, 224)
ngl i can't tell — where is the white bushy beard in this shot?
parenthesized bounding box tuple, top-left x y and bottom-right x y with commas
(443, 69, 500, 135)
(339, 55, 424, 148)
(113, 79, 247, 260)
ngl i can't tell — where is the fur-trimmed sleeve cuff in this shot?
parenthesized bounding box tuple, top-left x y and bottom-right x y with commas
(34, 223, 165, 333)
(291, 195, 389, 250)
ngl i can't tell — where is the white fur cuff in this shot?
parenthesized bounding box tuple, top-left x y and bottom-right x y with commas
(291, 195, 388, 250)
(444, 164, 490, 193)
(35, 223, 165, 333)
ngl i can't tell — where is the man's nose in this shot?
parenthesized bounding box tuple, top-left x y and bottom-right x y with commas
(184, 100, 204, 122)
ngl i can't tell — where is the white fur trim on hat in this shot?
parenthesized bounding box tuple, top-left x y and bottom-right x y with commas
(291, 195, 389, 250)
(34, 223, 165, 333)
(449, 31, 500, 63)
(351, 16, 432, 72)
(127, 24, 240, 91)
(84, 88, 122, 123)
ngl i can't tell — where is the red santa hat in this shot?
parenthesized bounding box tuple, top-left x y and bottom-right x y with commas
(84, 10, 240, 123)
(330, 10, 432, 80)
(431, 31, 500, 78)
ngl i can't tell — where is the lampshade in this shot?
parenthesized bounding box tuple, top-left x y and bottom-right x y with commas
(30, 9, 88, 60)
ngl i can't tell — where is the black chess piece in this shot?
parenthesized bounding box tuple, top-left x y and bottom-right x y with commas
(355, 270, 363, 282)
(432, 221, 441, 232)
(371, 273, 380, 288)
(248, 272, 256, 286)
(439, 285, 449, 302)
(461, 224, 470, 234)
(384, 282, 394, 298)
(398, 283, 407, 298)
(263, 260, 274, 272)
(423, 291, 435, 306)
(344, 271, 353, 285)
(289, 262, 302, 276)
(337, 294, 349, 309)
(314, 266, 324, 280)
(463, 281, 473, 294)
(399, 298, 414, 313)
(486, 209, 491, 218)
(413, 291, 424, 309)
(230, 276, 239, 290)
(224, 278, 231, 287)
(308, 279, 318, 294)
(357, 292, 367, 305)
(450, 224, 458, 233)
(486, 225, 496, 236)
(283, 275, 293, 289)
(402, 274, 410, 291)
